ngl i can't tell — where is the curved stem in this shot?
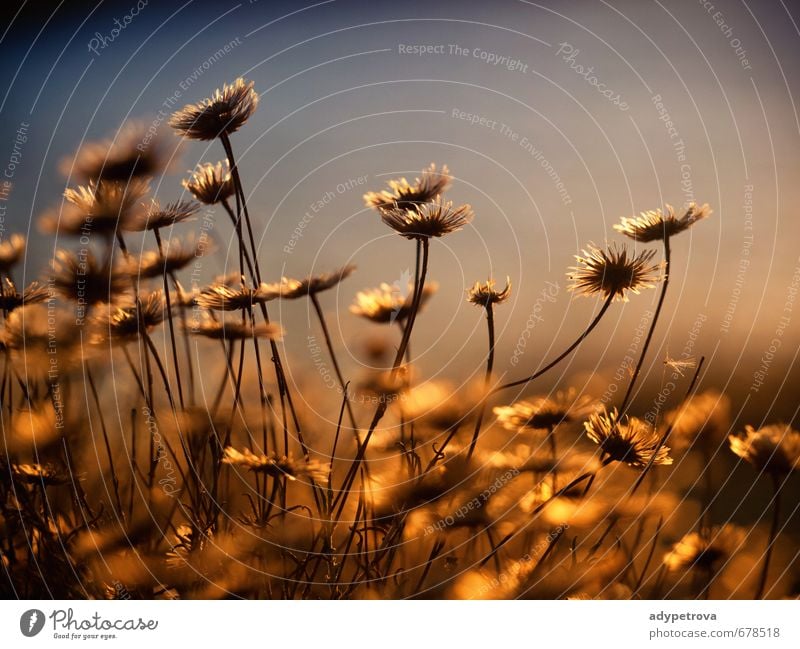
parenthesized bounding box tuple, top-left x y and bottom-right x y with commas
(494, 293, 614, 394)
(467, 303, 495, 459)
(755, 474, 782, 599)
(153, 228, 185, 409)
(618, 237, 671, 417)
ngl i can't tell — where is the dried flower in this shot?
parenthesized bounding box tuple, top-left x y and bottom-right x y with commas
(350, 281, 438, 324)
(169, 78, 259, 141)
(663, 524, 745, 572)
(11, 463, 69, 486)
(663, 390, 731, 452)
(130, 199, 200, 231)
(363, 163, 451, 211)
(222, 447, 328, 483)
(260, 265, 356, 300)
(614, 203, 712, 242)
(568, 243, 660, 302)
(189, 317, 282, 341)
(0, 234, 26, 271)
(51, 249, 130, 304)
(40, 179, 149, 236)
(183, 161, 235, 204)
(195, 282, 279, 311)
(0, 278, 49, 312)
(62, 120, 174, 182)
(91, 291, 168, 344)
(128, 237, 203, 279)
(380, 197, 473, 239)
(494, 389, 596, 432)
(729, 423, 800, 475)
(467, 277, 511, 307)
(585, 407, 673, 469)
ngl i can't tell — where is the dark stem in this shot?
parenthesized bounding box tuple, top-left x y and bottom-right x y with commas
(153, 228, 185, 409)
(494, 293, 614, 394)
(618, 236, 671, 417)
(467, 302, 495, 459)
(755, 474, 782, 599)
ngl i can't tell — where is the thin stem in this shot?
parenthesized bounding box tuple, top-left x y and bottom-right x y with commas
(495, 293, 614, 394)
(467, 302, 495, 459)
(755, 474, 782, 599)
(618, 236, 671, 417)
(153, 228, 185, 409)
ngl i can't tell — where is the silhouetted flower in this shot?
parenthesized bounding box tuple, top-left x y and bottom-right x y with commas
(363, 163, 451, 211)
(128, 237, 203, 279)
(51, 249, 130, 304)
(614, 203, 712, 242)
(222, 447, 328, 482)
(467, 277, 511, 307)
(729, 423, 800, 475)
(0, 278, 49, 311)
(183, 161, 235, 204)
(131, 199, 200, 231)
(169, 78, 259, 141)
(189, 317, 282, 341)
(663, 524, 745, 572)
(350, 281, 438, 323)
(568, 243, 660, 302)
(63, 120, 174, 182)
(585, 407, 672, 469)
(381, 197, 473, 239)
(91, 291, 168, 344)
(260, 264, 356, 299)
(494, 389, 595, 431)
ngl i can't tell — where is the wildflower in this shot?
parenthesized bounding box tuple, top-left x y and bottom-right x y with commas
(380, 197, 473, 239)
(130, 199, 200, 231)
(63, 120, 173, 182)
(614, 202, 712, 242)
(568, 243, 660, 302)
(91, 291, 168, 344)
(40, 179, 149, 236)
(222, 447, 328, 483)
(0, 278, 49, 312)
(51, 249, 130, 304)
(584, 407, 673, 469)
(128, 238, 203, 279)
(260, 264, 356, 300)
(195, 282, 279, 311)
(169, 78, 259, 141)
(350, 281, 438, 324)
(729, 424, 800, 475)
(494, 389, 595, 431)
(663, 524, 746, 572)
(189, 317, 282, 341)
(0, 234, 25, 271)
(467, 277, 511, 307)
(363, 163, 451, 211)
(182, 161, 235, 204)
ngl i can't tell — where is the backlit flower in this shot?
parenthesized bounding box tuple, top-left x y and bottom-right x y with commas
(350, 281, 438, 324)
(169, 78, 259, 141)
(222, 447, 328, 483)
(467, 277, 511, 307)
(183, 161, 235, 204)
(568, 243, 660, 302)
(614, 202, 712, 243)
(494, 389, 596, 432)
(260, 264, 356, 299)
(363, 163, 451, 211)
(663, 524, 745, 572)
(380, 197, 473, 239)
(729, 423, 800, 475)
(584, 407, 672, 469)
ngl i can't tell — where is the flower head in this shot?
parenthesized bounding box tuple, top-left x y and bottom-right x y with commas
(63, 120, 174, 182)
(91, 291, 168, 344)
(467, 277, 511, 307)
(51, 249, 130, 304)
(128, 237, 205, 279)
(222, 447, 328, 483)
(260, 264, 356, 300)
(568, 243, 660, 302)
(663, 524, 745, 572)
(11, 463, 70, 486)
(0, 278, 49, 312)
(614, 202, 712, 242)
(663, 390, 731, 452)
(728, 423, 800, 475)
(380, 197, 473, 239)
(494, 389, 596, 432)
(350, 281, 438, 324)
(182, 161, 235, 204)
(0, 234, 26, 271)
(131, 199, 200, 231)
(195, 281, 281, 311)
(363, 163, 451, 211)
(189, 317, 282, 341)
(585, 407, 672, 469)
(41, 179, 149, 236)
(169, 78, 259, 141)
